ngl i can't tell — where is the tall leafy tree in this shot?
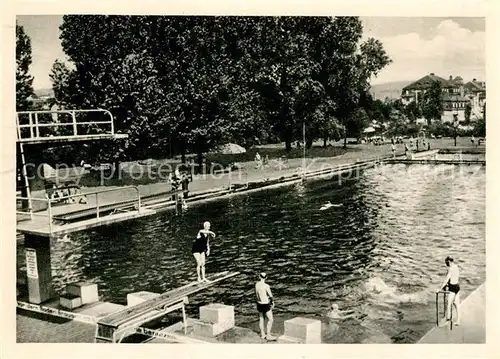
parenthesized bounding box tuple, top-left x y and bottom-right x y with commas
(49, 59, 73, 108)
(474, 102, 485, 137)
(325, 20, 391, 146)
(464, 102, 471, 123)
(421, 80, 443, 125)
(55, 15, 392, 163)
(404, 101, 422, 122)
(246, 17, 324, 151)
(16, 23, 34, 111)
(57, 15, 174, 163)
(151, 17, 244, 166)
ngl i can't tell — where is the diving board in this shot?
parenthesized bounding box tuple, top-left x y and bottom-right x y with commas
(95, 271, 240, 343)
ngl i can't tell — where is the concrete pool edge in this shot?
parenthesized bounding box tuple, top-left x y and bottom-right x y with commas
(417, 282, 485, 344)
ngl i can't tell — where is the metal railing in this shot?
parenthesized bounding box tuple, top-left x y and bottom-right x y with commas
(16, 195, 54, 233)
(435, 290, 454, 330)
(16, 186, 141, 235)
(16, 109, 115, 141)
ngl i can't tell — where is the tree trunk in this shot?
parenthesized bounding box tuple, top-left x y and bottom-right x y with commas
(284, 126, 293, 152)
(181, 144, 186, 164)
(196, 150, 204, 175)
(306, 138, 313, 149)
(343, 135, 347, 149)
(112, 160, 120, 179)
(323, 136, 328, 147)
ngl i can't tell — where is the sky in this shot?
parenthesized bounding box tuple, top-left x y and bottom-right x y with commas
(16, 15, 486, 90)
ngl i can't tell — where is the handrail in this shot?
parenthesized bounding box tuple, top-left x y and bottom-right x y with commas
(16, 109, 115, 140)
(17, 121, 113, 128)
(47, 185, 140, 203)
(435, 290, 453, 330)
(16, 186, 141, 234)
(16, 196, 51, 202)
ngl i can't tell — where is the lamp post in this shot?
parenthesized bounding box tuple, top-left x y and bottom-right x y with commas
(302, 121, 306, 177)
(453, 114, 458, 147)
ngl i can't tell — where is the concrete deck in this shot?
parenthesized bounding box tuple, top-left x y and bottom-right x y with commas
(17, 208, 156, 237)
(385, 159, 485, 165)
(418, 283, 485, 343)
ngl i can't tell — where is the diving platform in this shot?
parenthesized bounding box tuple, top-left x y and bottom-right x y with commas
(16, 108, 128, 221)
(95, 271, 240, 343)
(16, 271, 240, 344)
(16, 109, 128, 144)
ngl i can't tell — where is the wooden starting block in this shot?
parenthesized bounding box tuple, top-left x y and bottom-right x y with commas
(94, 271, 240, 343)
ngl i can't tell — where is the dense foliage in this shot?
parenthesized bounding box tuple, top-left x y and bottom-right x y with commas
(49, 16, 391, 165)
(16, 23, 34, 111)
(421, 80, 443, 125)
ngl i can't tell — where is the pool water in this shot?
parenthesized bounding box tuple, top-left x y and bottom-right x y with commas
(17, 163, 485, 343)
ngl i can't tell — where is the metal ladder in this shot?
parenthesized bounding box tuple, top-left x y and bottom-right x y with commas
(435, 290, 454, 330)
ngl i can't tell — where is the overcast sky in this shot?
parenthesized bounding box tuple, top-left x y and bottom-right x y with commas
(17, 15, 485, 90)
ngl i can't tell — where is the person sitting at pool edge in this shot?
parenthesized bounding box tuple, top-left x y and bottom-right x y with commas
(255, 272, 276, 340)
(191, 221, 216, 283)
(437, 256, 461, 326)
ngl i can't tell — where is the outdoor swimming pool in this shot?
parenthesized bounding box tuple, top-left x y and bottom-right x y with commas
(17, 163, 485, 343)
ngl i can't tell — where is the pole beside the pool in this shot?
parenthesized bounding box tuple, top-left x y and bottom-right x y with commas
(435, 292, 439, 326)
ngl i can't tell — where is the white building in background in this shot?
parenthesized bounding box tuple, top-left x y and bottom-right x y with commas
(401, 73, 486, 123)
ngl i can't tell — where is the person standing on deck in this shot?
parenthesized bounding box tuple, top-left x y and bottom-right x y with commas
(255, 152, 263, 169)
(192, 221, 216, 283)
(255, 273, 276, 340)
(437, 256, 461, 326)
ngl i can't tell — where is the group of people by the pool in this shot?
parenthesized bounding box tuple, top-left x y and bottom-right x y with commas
(191, 221, 461, 340)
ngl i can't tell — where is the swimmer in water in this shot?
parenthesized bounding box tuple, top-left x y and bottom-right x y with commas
(57, 234, 72, 243)
(192, 221, 216, 283)
(326, 304, 357, 320)
(437, 256, 461, 326)
(255, 273, 276, 340)
(320, 201, 343, 210)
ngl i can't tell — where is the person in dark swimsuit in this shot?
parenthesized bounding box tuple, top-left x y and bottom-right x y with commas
(192, 221, 215, 283)
(255, 273, 276, 340)
(437, 256, 461, 326)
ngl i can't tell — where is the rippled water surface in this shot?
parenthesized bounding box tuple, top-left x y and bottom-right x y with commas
(17, 164, 485, 343)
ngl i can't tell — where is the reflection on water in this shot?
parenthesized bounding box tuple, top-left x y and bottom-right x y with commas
(17, 164, 485, 343)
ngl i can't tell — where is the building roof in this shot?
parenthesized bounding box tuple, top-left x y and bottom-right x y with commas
(464, 80, 486, 92)
(402, 73, 451, 91)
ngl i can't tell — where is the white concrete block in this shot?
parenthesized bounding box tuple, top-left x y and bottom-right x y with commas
(277, 335, 302, 344)
(66, 282, 99, 305)
(126, 291, 160, 307)
(60, 294, 82, 310)
(283, 317, 322, 344)
(193, 320, 230, 337)
(199, 303, 235, 329)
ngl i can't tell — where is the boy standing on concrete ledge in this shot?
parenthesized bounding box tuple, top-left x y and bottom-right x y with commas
(255, 272, 276, 340)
